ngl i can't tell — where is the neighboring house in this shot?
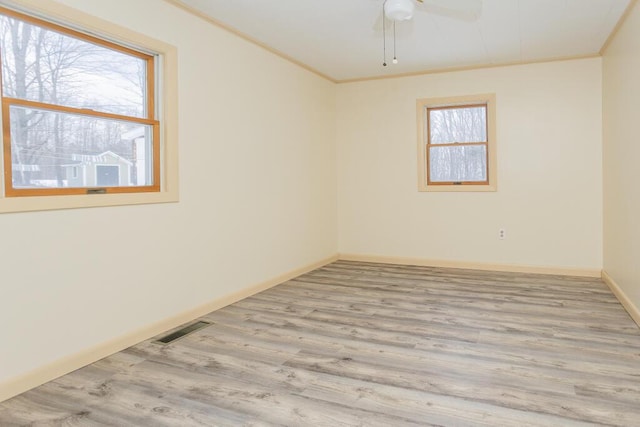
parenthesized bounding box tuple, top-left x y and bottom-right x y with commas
(63, 151, 133, 187)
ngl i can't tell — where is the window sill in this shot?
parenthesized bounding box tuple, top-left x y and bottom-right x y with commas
(0, 190, 179, 214)
(419, 184, 497, 192)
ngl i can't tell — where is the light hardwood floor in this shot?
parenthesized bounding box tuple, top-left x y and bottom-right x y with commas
(2, 261, 640, 426)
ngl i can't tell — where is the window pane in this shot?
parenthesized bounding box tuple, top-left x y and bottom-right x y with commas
(9, 106, 154, 189)
(0, 15, 147, 118)
(429, 106, 486, 144)
(429, 145, 487, 182)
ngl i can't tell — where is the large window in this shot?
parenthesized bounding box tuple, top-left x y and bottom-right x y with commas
(417, 94, 496, 192)
(0, 6, 159, 197)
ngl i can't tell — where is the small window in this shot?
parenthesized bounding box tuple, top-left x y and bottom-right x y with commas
(0, 6, 159, 197)
(417, 94, 496, 192)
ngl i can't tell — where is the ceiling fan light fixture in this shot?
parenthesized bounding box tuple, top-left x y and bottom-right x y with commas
(384, 0, 415, 21)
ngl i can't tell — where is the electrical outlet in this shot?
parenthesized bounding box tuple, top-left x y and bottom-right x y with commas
(499, 228, 506, 240)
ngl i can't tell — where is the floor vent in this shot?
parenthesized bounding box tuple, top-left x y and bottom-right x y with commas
(154, 321, 211, 344)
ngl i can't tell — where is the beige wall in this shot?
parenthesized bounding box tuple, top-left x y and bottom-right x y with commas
(603, 2, 640, 309)
(336, 59, 603, 271)
(0, 0, 623, 402)
(0, 0, 337, 391)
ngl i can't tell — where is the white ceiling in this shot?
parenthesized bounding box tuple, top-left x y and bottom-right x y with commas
(174, 0, 631, 82)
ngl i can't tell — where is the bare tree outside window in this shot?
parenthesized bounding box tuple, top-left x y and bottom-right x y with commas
(0, 7, 159, 195)
(427, 104, 488, 184)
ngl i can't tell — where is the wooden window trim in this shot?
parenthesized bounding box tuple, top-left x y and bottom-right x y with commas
(0, 5, 159, 197)
(426, 103, 489, 186)
(417, 94, 497, 192)
(2, 98, 158, 126)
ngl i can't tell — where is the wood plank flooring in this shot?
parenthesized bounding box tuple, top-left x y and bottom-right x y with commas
(2, 261, 640, 426)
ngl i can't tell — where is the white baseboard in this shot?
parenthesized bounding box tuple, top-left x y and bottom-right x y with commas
(0, 254, 339, 403)
(338, 253, 602, 278)
(601, 270, 640, 328)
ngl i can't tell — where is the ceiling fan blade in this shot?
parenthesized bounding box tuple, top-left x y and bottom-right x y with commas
(417, 0, 482, 22)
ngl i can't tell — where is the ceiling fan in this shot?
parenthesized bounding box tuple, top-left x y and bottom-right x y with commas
(381, 0, 483, 23)
(376, 0, 482, 66)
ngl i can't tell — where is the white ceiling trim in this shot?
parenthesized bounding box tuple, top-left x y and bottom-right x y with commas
(166, 0, 632, 83)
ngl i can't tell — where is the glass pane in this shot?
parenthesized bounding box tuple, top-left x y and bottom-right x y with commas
(0, 14, 147, 118)
(429, 106, 486, 144)
(429, 145, 487, 182)
(9, 105, 154, 189)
